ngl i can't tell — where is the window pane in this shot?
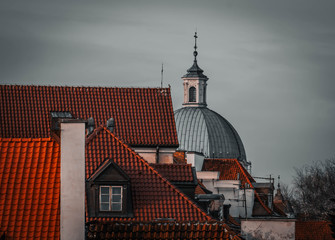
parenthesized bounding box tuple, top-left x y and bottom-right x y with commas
(101, 195, 109, 203)
(100, 203, 109, 211)
(112, 195, 121, 203)
(112, 203, 121, 211)
(112, 187, 121, 194)
(101, 187, 109, 194)
(189, 87, 196, 102)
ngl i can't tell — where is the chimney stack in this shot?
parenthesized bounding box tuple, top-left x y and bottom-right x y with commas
(87, 117, 95, 135)
(107, 118, 115, 133)
(60, 119, 86, 240)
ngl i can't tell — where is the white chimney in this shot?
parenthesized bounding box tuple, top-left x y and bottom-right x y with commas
(60, 119, 86, 240)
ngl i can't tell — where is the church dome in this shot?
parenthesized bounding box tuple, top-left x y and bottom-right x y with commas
(174, 32, 247, 163)
(174, 107, 247, 162)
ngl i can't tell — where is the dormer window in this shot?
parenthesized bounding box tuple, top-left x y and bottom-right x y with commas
(86, 160, 133, 218)
(189, 87, 196, 102)
(100, 186, 122, 211)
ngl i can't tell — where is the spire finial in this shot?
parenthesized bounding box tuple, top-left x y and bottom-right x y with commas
(278, 175, 281, 189)
(193, 31, 198, 61)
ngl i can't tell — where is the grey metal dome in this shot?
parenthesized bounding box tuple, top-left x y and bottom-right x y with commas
(174, 107, 246, 161)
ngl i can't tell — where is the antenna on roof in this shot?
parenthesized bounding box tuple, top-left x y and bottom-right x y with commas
(161, 63, 164, 88)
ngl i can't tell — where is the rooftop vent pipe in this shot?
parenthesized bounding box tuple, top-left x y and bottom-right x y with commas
(87, 117, 95, 135)
(107, 118, 115, 133)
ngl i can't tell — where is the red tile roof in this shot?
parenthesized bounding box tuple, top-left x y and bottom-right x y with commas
(0, 138, 60, 239)
(202, 159, 255, 188)
(86, 221, 241, 240)
(195, 180, 209, 195)
(0, 130, 212, 239)
(202, 159, 274, 216)
(86, 127, 211, 222)
(173, 150, 187, 164)
(150, 163, 195, 182)
(295, 221, 333, 240)
(195, 184, 207, 195)
(0, 85, 178, 147)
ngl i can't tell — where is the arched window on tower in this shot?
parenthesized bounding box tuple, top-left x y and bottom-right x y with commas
(189, 87, 196, 102)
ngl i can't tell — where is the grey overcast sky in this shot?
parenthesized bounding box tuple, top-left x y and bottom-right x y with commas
(1, 0, 335, 186)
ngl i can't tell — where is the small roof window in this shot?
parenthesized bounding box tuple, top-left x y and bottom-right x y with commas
(50, 111, 73, 119)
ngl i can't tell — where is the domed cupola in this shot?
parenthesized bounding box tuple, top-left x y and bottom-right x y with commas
(175, 32, 248, 165)
(182, 32, 208, 108)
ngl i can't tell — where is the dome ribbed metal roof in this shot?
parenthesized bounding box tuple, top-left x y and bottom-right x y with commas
(174, 107, 246, 161)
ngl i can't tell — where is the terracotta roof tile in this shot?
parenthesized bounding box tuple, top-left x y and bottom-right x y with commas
(195, 184, 206, 195)
(0, 128, 244, 237)
(202, 159, 254, 188)
(0, 138, 60, 239)
(0, 133, 212, 238)
(195, 180, 210, 195)
(173, 150, 187, 164)
(295, 221, 333, 240)
(202, 159, 274, 216)
(86, 127, 211, 222)
(86, 221, 241, 240)
(150, 163, 195, 182)
(0, 85, 178, 147)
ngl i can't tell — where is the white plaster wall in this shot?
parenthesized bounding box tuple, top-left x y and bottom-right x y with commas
(158, 148, 175, 164)
(214, 180, 240, 218)
(197, 178, 255, 218)
(60, 122, 85, 240)
(133, 147, 175, 164)
(239, 188, 254, 218)
(182, 77, 208, 107)
(241, 219, 295, 240)
(196, 171, 220, 180)
(214, 180, 254, 218)
(187, 152, 204, 171)
(187, 152, 195, 166)
(200, 179, 216, 193)
(222, 188, 240, 217)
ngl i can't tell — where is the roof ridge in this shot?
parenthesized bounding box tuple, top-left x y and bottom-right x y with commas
(0, 138, 53, 142)
(233, 159, 254, 188)
(1, 84, 171, 90)
(151, 163, 192, 167)
(85, 125, 105, 145)
(100, 127, 213, 222)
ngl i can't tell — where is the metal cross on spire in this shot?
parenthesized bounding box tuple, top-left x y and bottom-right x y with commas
(193, 31, 198, 61)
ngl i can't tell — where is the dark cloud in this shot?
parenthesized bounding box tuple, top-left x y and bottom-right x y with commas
(1, 0, 334, 186)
